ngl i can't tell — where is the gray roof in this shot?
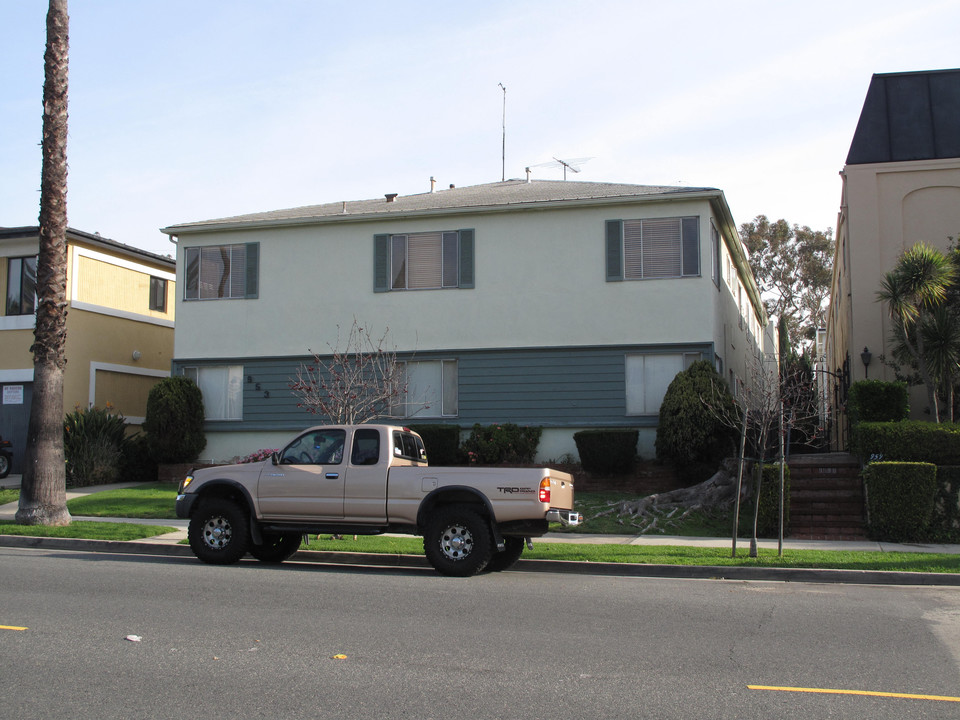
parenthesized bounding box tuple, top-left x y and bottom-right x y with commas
(846, 68, 960, 165)
(161, 179, 719, 234)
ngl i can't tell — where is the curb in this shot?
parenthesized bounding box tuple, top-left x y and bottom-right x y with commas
(2, 535, 960, 586)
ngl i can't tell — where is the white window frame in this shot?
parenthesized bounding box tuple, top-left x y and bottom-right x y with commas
(394, 359, 458, 418)
(183, 365, 244, 420)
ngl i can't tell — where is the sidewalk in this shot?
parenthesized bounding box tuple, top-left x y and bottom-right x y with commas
(3, 476, 960, 556)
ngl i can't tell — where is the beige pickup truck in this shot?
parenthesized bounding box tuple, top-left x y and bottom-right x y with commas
(176, 424, 581, 576)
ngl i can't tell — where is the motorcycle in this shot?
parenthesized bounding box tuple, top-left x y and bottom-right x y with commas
(0, 436, 12, 479)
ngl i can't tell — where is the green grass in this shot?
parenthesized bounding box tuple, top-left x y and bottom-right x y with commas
(0, 488, 19, 505)
(0, 520, 177, 541)
(301, 534, 960, 573)
(66, 482, 179, 519)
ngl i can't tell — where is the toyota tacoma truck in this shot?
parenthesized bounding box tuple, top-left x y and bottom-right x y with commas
(176, 424, 581, 576)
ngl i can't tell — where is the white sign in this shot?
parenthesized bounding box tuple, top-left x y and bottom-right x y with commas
(3, 385, 24, 405)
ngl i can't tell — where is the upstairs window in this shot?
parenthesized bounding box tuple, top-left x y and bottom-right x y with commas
(606, 217, 700, 281)
(149, 276, 167, 312)
(184, 243, 259, 300)
(5, 256, 37, 316)
(374, 230, 474, 292)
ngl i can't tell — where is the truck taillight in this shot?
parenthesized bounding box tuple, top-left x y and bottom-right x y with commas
(539, 478, 550, 503)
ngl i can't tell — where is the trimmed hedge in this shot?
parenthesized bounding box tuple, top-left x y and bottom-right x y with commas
(739, 463, 790, 539)
(143, 377, 206, 464)
(852, 421, 960, 465)
(930, 465, 960, 543)
(863, 462, 937, 542)
(574, 429, 639, 475)
(408, 424, 461, 466)
(461, 423, 542, 464)
(847, 380, 909, 424)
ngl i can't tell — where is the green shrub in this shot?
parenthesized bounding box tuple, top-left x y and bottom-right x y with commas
(64, 405, 129, 487)
(573, 429, 638, 475)
(852, 421, 960, 465)
(739, 463, 790, 538)
(864, 462, 937, 542)
(408, 424, 461, 466)
(461, 423, 541, 464)
(120, 433, 158, 483)
(142, 377, 207, 464)
(655, 360, 739, 483)
(848, 380, 909, 424)
(929, 465, 960, 543)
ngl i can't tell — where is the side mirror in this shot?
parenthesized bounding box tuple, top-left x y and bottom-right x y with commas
(271, 451, 279, 466)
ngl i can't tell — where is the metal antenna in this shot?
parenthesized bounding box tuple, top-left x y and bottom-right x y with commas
(498, 83, 506, 182)
(528, 156, 593, 180)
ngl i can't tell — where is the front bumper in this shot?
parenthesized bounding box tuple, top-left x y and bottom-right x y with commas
(546, 509, 583, 527)
(175, 494, 198, 519)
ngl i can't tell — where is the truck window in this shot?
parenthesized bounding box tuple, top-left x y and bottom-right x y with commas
(279, 429, 345, 465)
(392, 431, 427, 462)
(351, 428, 380, 465)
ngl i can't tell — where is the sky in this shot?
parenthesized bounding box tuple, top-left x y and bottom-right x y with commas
(2, 0, 959, 258)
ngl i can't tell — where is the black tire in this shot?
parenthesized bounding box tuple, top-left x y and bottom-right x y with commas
(0, 454, 9, 480)
(188, 498, 250, 565)
(486, 536, 525, 572)
(423, 507, 493, 577)
(249, 532, 301, 564)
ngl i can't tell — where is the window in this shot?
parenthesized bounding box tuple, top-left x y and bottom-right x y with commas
(351, 428, 381, 466)
(394, 359, 458, 418)
(625, 352, 701, 415)
(374, 230, 474, 292)
(183, 365, 243, 420)
(393, 430, 427, 462)
(280, 428, 345, 465)
(149, 276, 167, 312)
(606, 218, 699, 280)
(184, 243, 259, 300)
(711, 221, 721, 288)
(5, 256, 37, 316)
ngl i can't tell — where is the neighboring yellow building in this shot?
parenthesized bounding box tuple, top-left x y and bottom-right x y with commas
(0, 227, 175, 473)
(825, 69, 960, 448)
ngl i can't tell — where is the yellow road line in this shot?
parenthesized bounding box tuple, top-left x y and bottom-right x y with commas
(0, 625, 28, 631)
(749, 685, 960, 703)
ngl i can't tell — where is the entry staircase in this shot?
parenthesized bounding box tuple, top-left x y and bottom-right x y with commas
(787, 453, 866, 540)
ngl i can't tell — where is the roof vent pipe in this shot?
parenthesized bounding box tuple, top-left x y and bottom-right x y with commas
(449, 183, 455, 189)
(430, 176, 436, 193)
(385, 193, 398, 203)
(525, 167, 531, 183)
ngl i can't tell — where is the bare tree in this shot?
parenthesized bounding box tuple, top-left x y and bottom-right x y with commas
(17, 0, 71, 526)
(289, 319, 408, 425)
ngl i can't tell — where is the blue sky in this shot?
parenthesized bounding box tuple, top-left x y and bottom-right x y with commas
(2, 0, 959, 256)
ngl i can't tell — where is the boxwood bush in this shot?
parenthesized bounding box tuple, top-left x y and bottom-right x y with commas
(574, 429, 639, 475)
(930, 465, 960, 543)
(852, 421, 960, 465)
(847, 380, 909, 424)
(460, 423, 541, 464)
(143, 376, 206, 464)
(863, 462, 937, 542)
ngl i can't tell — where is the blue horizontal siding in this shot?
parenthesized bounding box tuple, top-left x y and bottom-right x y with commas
(173, 342, 712, 432)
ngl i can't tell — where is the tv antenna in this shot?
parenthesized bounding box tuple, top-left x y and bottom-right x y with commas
(528, 156, 593, 180)
(498, 83, 506, 182)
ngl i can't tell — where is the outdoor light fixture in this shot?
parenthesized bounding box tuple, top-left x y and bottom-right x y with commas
(132, 350, 141, 361)
(861, 346, 872, 378)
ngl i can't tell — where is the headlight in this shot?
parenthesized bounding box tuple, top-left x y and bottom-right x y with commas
(179, 475, 193, 494)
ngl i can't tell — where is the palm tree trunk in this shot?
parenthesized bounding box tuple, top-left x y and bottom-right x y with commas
(16, 0, 71, 526)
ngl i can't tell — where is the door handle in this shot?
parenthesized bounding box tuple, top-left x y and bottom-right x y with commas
(325, 473, 340, 479)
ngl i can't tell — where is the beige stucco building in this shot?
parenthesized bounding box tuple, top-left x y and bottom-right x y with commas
(0, 227, 176, 473)
(826, 69, 960, 446)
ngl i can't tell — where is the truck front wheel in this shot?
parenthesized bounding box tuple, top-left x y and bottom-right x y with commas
(424, 507, 492, 577)
(188, 498, 250, 565)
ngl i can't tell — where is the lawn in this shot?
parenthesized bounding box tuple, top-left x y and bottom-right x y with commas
(551, 491, 734, 536)
(65, 482, 179, 519)
(0, 520, 178, 541)
(0, 488, 18, 506)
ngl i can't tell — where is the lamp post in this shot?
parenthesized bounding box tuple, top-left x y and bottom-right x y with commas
(861, 347, 872, 379)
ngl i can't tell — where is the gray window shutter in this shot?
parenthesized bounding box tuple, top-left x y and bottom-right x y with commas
(606, 220, 623, 281)
(244, 243, 259, 298)
(373, 234, 390, 292)
(458, 229, 475, 288)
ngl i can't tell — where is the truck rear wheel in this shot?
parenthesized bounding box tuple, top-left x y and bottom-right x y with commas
(487, 536, 525, 572)
(249, 532, 301, 564)
(188, 498, 250, 565)
(424, 507, 492, 577)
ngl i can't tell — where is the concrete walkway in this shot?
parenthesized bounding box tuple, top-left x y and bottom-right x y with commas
(2, 475, 959, 555)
